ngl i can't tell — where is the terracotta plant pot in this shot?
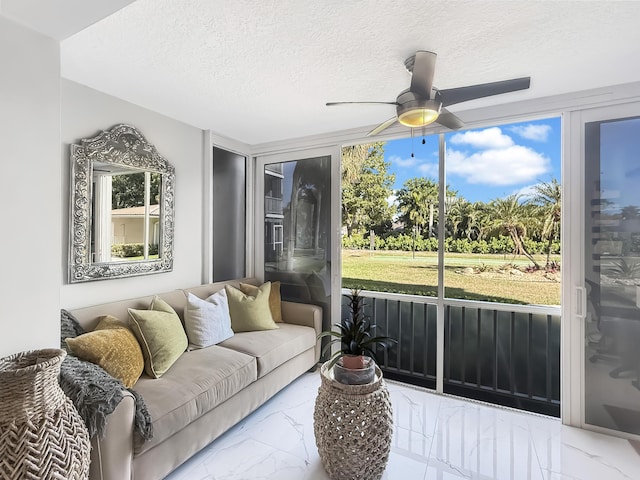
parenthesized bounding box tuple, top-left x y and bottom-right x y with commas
(341, 354, 366, 369)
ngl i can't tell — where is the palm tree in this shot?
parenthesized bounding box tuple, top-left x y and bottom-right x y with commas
(446, 200, 462, 239)
(397, 178, 457, 237)
(397, 178, 439, 236)
(465, 202, 492, 241)
(411, 187, 435, 237)
(621, 205, 640, 220)
(532, 179, 561, 267)
(446, 199, 473, 240)
(488, 194, 541, 268)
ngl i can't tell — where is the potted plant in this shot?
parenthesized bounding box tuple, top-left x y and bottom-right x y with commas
(318, 289, 396, 384)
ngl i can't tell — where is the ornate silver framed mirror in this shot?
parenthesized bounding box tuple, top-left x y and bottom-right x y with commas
(69, 124, 175, 283)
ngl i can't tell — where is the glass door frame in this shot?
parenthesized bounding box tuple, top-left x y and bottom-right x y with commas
(254, 146, 342, 343)
(567, 101, 640, 440)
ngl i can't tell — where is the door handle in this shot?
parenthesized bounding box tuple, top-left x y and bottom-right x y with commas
(575, 286, 587, 319)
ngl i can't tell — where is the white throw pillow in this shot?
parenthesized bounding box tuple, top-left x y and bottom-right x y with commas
(184, 290, 234, 349)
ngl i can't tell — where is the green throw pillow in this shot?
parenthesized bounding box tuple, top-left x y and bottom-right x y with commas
(239, 281, 283, 322)
(128, 296, 188, 378)
(225, 283, 279, 332)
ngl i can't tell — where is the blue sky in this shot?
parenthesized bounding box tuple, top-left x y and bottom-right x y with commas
(384, 116, 562, 203)
(600, 117, 640, 215)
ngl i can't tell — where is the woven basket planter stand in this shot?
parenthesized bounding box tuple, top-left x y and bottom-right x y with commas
(0, 348, 91, 480)
(314, 362, 393, 480)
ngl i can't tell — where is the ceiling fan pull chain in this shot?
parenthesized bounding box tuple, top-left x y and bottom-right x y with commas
(411, 128, 415, 158)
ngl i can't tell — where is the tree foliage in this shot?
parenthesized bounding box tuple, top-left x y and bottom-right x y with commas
(341, 151, 562, 266)
(396, 178, 457, 237)
(341, 143, 395, 235)
(111, 172, 161, 209)
(486, 194, 541, 268)
(532, 179, 561, 266)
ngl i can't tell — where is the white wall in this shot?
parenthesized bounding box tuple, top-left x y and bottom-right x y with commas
(60, 79, 205, 308)
(0, 16, 61, 358)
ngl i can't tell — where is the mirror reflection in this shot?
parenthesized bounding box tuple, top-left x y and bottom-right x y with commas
(92, 162, 161, 263)
(585, 116, 640, 435)
(263, 156, 332, 336)
(69, 124, 175, 283)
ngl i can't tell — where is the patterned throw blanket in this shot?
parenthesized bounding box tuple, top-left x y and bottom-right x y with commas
(59, 309, 153, 441)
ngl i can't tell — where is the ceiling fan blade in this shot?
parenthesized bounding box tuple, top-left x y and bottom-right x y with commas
(435, 108, 464, 130)
(439, 77, 530, 107)
(368, 117, 398, 136)
(410, 51, 437, 98)
(326, 101, 398, 106)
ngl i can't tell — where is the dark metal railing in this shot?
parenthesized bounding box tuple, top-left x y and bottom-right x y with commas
(342, 290, 561, 417)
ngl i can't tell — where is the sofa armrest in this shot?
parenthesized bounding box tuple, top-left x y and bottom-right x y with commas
(281, 301, 322, 363)
(89, 391, 136, 480)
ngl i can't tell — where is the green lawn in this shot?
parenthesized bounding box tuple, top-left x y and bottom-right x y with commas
(341, 250, 561, 306)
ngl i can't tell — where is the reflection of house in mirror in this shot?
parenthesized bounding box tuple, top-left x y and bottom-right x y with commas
(111, 205, 160, 246)
(92, 166, 161, 262)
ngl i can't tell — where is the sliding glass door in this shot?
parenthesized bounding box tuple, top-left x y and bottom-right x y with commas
(255, 148, 341, 339)
(580, 103, 640, 437)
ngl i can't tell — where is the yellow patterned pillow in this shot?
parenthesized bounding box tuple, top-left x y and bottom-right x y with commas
(239, 281, 283, 322)
(65, 315, 144, 388)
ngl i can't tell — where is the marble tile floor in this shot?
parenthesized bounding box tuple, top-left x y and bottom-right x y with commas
(165, 372, 640, 480)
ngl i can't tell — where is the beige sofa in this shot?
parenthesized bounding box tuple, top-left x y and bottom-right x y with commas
(68, 278, 322, 480)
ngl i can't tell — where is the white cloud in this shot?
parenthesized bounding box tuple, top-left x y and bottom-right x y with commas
(417, 163, 438, 178)
(386, 194, 397, 207)
(449, 127, 514, 149)
(388, 154, 437, 178)
(509, 124, 552, 142)
(388, 155, 418, 168)
(512, 183, 539, 199)
(446, 146, 551, 186)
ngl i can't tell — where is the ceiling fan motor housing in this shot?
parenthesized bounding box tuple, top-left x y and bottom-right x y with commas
(396, 89, 442, 127)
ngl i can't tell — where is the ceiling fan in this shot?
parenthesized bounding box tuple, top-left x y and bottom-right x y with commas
(327, 51, 530, 136)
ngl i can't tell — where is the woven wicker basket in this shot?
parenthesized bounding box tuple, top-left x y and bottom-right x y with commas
(0, 348, 90, 480)
(313, 362, 393, 480)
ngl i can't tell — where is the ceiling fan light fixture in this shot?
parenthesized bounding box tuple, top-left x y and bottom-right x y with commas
(396, 93, 442, 128)
(398, 107, 440, 128)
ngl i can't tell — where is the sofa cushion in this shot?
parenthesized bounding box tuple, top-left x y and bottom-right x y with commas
(184, 290, 234, 349)
(128, 296, 188, 378)
(225, 283, 278, 332)
(218, 323, 315, 378)
(239, 281, 283, 322)
(133, 345, 256, 455)
(65, 315, 144, 388)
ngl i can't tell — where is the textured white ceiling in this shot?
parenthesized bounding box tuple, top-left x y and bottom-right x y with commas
(59, 0, 640, 145)
(1, 0, 134, 40)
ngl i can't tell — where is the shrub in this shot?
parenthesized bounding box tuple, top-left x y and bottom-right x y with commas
(341, 233, 560, 256)
(342, 232, 367, 249)
(471, 240, 490, 254)
(487, 236, 514, 254)
(111, 243, 158, 258)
